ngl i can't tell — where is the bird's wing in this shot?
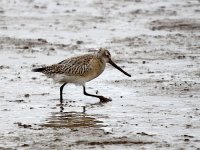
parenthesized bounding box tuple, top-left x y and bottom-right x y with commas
(43, 54, 95, 76)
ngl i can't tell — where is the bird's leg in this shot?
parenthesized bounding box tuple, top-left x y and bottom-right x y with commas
(83, 85, 112, 103)
(60, 82, 67, 105)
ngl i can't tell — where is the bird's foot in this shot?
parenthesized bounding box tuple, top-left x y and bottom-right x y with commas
(56, 103, 64, 112)
(60, 105, 64, 112)
(99, 96, 112, 103)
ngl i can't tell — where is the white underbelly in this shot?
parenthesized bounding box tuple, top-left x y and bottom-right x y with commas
(47, 74, 88, 85)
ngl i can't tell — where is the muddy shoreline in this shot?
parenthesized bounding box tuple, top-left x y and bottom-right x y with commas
(0, 0, 200, 149)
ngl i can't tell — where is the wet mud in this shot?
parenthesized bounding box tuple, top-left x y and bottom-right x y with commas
(0, 0, 200, 149)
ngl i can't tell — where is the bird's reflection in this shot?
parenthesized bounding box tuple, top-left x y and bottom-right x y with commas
(41, 111, 105, 128)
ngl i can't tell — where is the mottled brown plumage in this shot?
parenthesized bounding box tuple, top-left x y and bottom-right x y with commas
(42, 54, 96, 76)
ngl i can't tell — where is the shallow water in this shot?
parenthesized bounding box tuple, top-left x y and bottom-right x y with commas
(0, 0, 200, 149)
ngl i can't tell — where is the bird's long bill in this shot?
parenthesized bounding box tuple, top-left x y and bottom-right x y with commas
(109, 59, 131, 77)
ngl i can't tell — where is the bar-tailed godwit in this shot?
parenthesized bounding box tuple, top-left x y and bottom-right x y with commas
(32, 48, 131, 106)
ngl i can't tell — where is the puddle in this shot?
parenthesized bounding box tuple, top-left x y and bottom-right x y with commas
(41, 111, 105, 128)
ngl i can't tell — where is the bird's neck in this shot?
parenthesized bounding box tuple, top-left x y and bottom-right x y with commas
(97, 56, 106, 65)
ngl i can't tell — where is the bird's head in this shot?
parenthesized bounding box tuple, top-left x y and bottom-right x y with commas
(97, 48, 131, 77)
(97, 48, 111, 63)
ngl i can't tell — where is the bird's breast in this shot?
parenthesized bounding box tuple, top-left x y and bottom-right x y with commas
(83, 58, 106, 82)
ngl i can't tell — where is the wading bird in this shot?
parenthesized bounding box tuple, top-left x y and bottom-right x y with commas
(32, 48, 131, 107)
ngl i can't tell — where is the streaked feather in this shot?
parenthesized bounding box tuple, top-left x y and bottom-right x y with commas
(41, 54, 96, 76)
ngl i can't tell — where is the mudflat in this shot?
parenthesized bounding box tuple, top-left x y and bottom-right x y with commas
(0, 0, 200, 149)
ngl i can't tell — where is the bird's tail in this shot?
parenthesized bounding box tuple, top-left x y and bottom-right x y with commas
(32, 67, 45, 72)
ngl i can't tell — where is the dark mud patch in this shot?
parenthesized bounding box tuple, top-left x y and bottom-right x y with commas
(74, 137, 155, 146)
(136, 132, 156, 137)
(0, 37, 73, 54)
(150, 19, 200, 31)
(41, 112, 105, 128)
(76, 140, 155, 146)
(130, 7, 177, 17)
(0, 37, 67, 48)
(8, 99, 26, 103)
(0, 65, 10, 69)
(14, 122, 32, 128)
(111, 36, 149, 48)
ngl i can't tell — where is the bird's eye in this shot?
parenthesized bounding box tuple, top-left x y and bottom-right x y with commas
(106, 53, 109, 57)
(105, 51, 110, 57)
